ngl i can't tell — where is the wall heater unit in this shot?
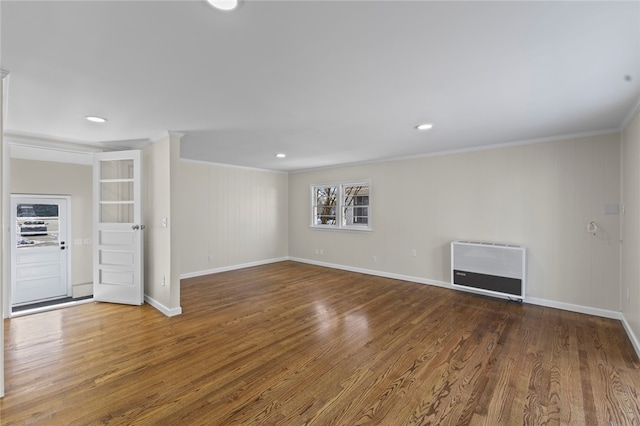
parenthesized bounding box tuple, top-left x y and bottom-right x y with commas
(451, 241, 526, 300)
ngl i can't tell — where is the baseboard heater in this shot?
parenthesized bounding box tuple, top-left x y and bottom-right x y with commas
(451, 241, 526, 300)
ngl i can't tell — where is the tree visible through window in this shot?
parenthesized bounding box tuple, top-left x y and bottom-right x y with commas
(311, 182, 371, 230)
(313, 186, 337, 225)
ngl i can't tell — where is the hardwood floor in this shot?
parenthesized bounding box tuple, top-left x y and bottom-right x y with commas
(2, 261, 639, 425)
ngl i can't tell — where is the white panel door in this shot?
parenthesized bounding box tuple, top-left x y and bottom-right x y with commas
(11, 196, 69, 305)
(93, 150, 144, 305)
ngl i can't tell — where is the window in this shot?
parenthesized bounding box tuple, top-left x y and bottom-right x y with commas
(311, 181, 371, 230)
(313, 186, 338, 226)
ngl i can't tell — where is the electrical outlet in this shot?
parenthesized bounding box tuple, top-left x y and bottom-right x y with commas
(208, 255, 213, 263)
(315, 248, 319, 255)
(372, 255, 377, 263)
(411, 249, 417, 257)
(319, 249, 324, 255)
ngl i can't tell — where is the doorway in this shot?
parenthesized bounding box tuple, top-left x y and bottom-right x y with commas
(10, 195, 72, 311)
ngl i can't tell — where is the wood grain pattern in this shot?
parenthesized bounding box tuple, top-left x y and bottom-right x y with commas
(1, 261, 639, 425)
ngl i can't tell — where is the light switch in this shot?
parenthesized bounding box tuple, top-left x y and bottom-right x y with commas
(74, 239, 83, 245)
(161, 217, 168, 228)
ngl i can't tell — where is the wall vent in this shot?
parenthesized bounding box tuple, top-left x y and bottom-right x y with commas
(451, 241, 526, 300)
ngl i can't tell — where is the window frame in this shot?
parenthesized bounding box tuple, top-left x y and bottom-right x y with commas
(310, 180, 372, 232)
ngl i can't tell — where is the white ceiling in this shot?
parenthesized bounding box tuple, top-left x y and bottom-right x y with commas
(1, 1, 639, 172)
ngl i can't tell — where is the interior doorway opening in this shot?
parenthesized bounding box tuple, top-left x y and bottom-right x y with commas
(9, 194, 93, 316)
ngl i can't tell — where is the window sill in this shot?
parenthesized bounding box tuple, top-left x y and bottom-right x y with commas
(309, 225, 373, 233)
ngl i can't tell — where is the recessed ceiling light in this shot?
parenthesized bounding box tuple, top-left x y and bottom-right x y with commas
(415, 123, 433, 131)
(275, 153, 286, 158)
(86, 115, 107, 123)
(207, 0, 239, 11)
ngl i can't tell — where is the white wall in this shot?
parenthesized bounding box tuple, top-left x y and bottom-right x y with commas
(10, 158, 93, 295)
(289, 133, 621, 313)
(1, 71, 6, 397)
(143, 133, 181, 315)
(622, 109, 640, 353)
(179, 160, 289, 277)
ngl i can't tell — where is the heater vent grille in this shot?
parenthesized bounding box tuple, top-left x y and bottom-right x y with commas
(451, 241, 526, 299)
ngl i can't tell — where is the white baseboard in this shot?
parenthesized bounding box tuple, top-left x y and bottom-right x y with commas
(524, 296, 622, 320)
(289, 257, 624, 319)
(144, 294, 182, 317)
(180, 257, 289, 280)
(621, 314, 640, 361)
(72, 282, 93, 298)
(289, 257, 451, 288)
(182, 256, 640, 360)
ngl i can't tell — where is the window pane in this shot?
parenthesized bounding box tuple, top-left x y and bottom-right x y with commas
(101, 203, 133, 223)
(313, 186, 337, 225)
(101, 159, 134, 180)
(314, 207, 336, 225)
(17, 203, 58, 218)
(343, 207, 369, 226)
(343, 185, 369, 227)
(315, 186, 337, 205)
(16, 203, 60, 248)
(101, 181, 134, 202)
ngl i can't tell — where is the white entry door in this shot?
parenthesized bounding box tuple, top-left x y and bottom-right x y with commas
(11, 196, 70, 305)
(93, 150, 144, 305)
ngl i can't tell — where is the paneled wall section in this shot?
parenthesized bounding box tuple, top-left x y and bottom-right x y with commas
(179, 160, 289, 276)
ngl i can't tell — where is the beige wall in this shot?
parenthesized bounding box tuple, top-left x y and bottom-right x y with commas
(143, 133, 181, 314)
(289, 133, 621, 312)
(10, 158, 93, 294)
(622, 110, 640, 350)
(179, 160, 289, 276)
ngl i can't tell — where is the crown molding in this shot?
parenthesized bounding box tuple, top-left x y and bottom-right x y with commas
(289, 128, 621, 174)
(621, 96, 640, 131)
(99, 138, 152, 150)
(4, 131, 110, 154)
(180, 157, 289, 174)
(150, 130, 186, 144)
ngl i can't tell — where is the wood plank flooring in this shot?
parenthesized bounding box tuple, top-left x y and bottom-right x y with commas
(1, 261, 639, 425)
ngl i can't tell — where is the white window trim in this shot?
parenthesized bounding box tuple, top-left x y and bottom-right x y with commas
(310, 180, 372, 232)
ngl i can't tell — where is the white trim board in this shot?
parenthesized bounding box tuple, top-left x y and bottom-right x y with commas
(144, 295, 182, 317)
(289, 256, 451, 289)
(524, 296, 621, 320)
(179, 256, 640, 361)
(290, 257, 623, 319)
(289, 128, 621, 174)
(180, 257, 289, 280)
(180, 157, 289, 175)
(290, 257, 638, 359)
(621, 315, 640, 362)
